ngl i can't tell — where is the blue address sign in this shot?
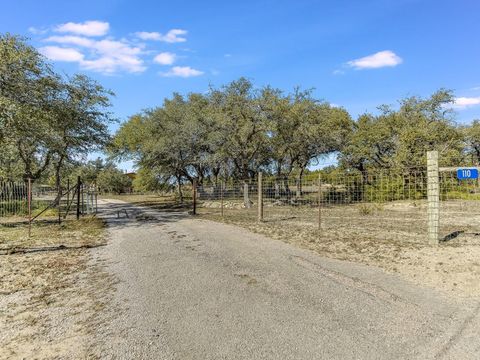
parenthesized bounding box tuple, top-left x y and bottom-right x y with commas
(457, 168, 479, 180)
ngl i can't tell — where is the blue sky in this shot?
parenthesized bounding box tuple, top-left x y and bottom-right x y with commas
(2, 0, 480, 169)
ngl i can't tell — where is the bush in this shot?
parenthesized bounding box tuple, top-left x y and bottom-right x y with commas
(357, 203, 384, 216)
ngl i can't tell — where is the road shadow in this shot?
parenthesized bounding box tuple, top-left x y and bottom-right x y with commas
(97, 200, 190, 229)
(441, 230, 465, 242)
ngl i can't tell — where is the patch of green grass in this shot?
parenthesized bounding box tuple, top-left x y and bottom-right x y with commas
(443, 191, 480, 201)
(0, 200, 53, 217)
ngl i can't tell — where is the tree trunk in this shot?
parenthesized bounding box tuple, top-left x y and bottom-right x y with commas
(283, 176, 290, 199)
(274, 166, 281, 199)
(176, 175, 183, 203)
(213, 167, 220, 187)
(54, 156, 65, 206)
(243, 182, 251, 208)
(274, 181, 280, 199)
(296, 167, 305, 199)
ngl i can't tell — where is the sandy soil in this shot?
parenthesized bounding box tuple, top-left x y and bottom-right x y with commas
(0, 218, 118, 359)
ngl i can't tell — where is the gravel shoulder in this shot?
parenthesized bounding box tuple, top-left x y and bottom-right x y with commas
(92, 199, 480, 359)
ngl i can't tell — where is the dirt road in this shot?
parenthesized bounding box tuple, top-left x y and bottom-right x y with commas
(93, 199, 480, 359)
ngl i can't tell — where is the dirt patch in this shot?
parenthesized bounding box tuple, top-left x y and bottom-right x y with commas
(0, 217, 118, 359)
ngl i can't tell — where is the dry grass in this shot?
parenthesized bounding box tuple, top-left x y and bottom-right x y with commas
(0, 216, 117, 359)
(0, 216, 105, 252)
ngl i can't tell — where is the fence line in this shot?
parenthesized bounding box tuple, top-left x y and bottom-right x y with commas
(195, 162, 480, 245)
(0, 177, 99, 236)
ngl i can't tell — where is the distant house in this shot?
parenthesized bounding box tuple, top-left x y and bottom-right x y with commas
(125, 172, 137, 180)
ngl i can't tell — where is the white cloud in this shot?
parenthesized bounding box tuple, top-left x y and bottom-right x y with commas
(28, 26, 47, 35)
(82, 39, 145, 73)
(154, 52, 176, 65)
(135, 31, 161, 40)
(453, 97, 480, 109)
(347, 50, 402, 69)
(39, 46, 84, 62)
(162, 29, 187, 43)
(37, 21, 192, 74)
(41, 35, 145, 74)
(161, 66, 203, 78)
(135, 29, 187, 43)
(55, 20, 110, 37)
(44, 35, 95, 47)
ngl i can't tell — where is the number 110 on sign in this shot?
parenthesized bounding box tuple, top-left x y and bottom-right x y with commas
(457, 168, 479, 180)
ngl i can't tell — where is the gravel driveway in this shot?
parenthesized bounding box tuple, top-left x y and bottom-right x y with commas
(92, 199, 480, 359)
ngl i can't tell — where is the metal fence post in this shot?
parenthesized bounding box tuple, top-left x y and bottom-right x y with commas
(86, 188, 90, 215)
(28, 178, 32, 237)
(427, 151, 439, 245)
(76, 176, 81, 220)
(258, 172, 263, 222)
(220, 181, 224, 217)
(318, 173, 322, 231)
(57, 183, 62, 225)
(66, 178, 70, 208)
(192, 179, 197, 215)
(81, 183, 85, 215)
(94, 181, 98, 214)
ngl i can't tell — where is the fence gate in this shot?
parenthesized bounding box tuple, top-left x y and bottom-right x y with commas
(0, 177, 98, 237)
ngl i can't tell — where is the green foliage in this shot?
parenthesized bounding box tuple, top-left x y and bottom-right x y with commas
(463, 119, 480, 164)
(0, 199, 48, 216)
(111, 78, 354, 194)
(339, 90, 464, 174)
(0, 34, 114, 186)
(96, 167, 132, 194)
(132, 167, 167, 192)
(0, 33, 58, 181)
(3, 33, 480, 208)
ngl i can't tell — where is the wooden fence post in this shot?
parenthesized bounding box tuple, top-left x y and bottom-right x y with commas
(427, 151, 439, 245)
(258, 172, 263, 222)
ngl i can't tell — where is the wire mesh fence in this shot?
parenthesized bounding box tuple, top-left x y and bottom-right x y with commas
(0, 178, 98, 227)
(0, 181, 53, 219)
(438, 170, 480, 240)
(196, 166, 480, 245)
